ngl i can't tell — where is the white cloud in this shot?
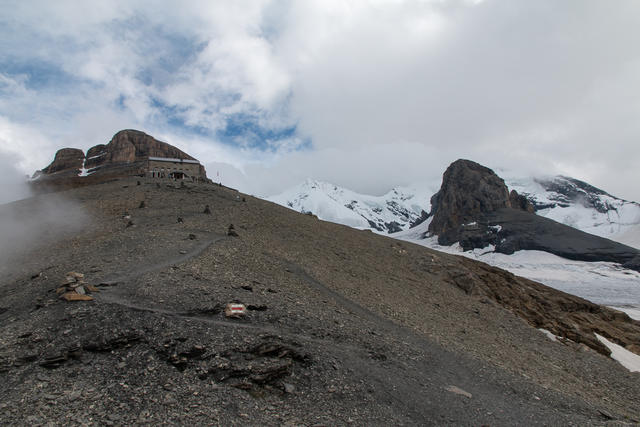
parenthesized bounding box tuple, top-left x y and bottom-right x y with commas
(1, 0, 640, 202)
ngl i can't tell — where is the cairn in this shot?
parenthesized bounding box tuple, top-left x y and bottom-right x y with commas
(228, 224, 239, 237)
(57, 272, 99, 301)
(203, 204, 211, 214)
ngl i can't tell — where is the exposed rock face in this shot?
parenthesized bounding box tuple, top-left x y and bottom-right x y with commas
(428, 159, 530, 245)
(85, 144, 107, 169)
(427, 159, 640, 272)
(88, 130, 197, 169)
(41, 148, 85, 175)
(530, 176, 617, 213)
(509, 190, 535, 213)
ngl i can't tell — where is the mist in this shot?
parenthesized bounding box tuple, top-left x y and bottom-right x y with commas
(0, 153, 32, 205)
(0, 154, 89, 274)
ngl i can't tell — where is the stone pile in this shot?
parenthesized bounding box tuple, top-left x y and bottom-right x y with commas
(56, 272, 99, 302)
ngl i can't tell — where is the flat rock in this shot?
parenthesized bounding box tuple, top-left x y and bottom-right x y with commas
(60, 292, 93, 302)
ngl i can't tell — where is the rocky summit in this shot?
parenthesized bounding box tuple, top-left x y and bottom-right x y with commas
(32, 130, 209, 191)
(427, 159, 640, 271)
(1, 170, 639, 425)
(427, 159, 533, 242)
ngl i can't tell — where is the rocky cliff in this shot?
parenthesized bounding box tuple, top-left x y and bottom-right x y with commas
(33, 130, 208, 190)
(41, 148, 85, 175)
(427, 159, 532, 245)
(86, 130, 198, 170)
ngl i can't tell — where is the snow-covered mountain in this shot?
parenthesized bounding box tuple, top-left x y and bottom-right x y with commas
(269, 175, 640, 249)
(268, 179, 436, 234)
(505, 175, 640, 249)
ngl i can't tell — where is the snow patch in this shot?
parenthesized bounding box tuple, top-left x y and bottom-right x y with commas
(595, 334, 640, 372)
(538, 328, 559, 342)
(77, 157, 95, 177)
(608, 306, 640, 321)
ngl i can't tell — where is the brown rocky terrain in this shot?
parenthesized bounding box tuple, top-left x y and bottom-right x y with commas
(0, 177, 639, 425)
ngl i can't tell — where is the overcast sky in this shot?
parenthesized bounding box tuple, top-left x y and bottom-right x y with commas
(1, 0, 639, 200)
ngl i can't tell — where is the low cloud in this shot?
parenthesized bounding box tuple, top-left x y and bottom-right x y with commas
(0, 151, 32, 205)
(0, 151, 89, 272)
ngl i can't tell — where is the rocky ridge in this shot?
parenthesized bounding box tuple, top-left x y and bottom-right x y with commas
(33, 130, 207, 190)
(84, 129, 197, 170)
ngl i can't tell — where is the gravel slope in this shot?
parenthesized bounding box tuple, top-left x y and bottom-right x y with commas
(0, 178, 638, 425)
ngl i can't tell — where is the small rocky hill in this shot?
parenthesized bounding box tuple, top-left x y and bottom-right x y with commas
(427, 159, 640, 271)
(32, 130, 208, 190)
(0, 177, 639, 425)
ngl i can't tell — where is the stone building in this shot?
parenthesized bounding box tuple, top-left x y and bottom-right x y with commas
(145, 156, 203, 180)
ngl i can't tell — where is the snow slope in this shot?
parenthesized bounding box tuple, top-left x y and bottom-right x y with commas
(268, 179, 435, 234)
(505, 175, 640, 249)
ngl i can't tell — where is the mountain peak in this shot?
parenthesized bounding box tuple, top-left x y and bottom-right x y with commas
(427, 159, 532, 240)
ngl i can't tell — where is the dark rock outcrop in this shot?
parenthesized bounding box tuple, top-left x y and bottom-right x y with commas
(428, 159, 531, 246)
(427, 159, 640, 272)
